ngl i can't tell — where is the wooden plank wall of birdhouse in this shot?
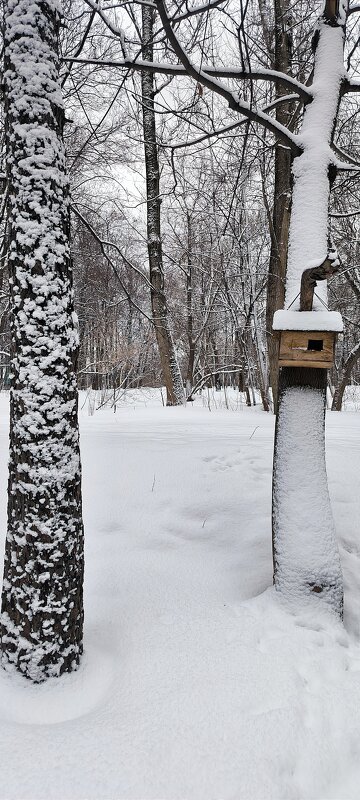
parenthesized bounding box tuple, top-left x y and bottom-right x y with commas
(279, 330, 335, 369)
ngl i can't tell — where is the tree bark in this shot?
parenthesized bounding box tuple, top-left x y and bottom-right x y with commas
(331, 341, 360, 410)
(273, 366, 342, 612)
(185, 213, 196, 397)
(265, 0, 293, 409)
(300, 257, 339, 311)
(141, 7, 185, 406)
(272, 1, 346, 615)
(0, 0, 84, 681)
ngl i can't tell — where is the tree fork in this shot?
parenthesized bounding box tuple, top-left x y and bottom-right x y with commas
(300, 256, 340, 311)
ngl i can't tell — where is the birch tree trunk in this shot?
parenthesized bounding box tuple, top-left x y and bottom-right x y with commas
(0, 0, 84, 681)
(141, 6, 185, 406)
(272, 0, 346, 615)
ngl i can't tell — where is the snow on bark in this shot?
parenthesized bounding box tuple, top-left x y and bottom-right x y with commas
(285, 19, 347, 310)
(273, 7, 347, 615)
(273, 386, 343, 611)
(0, 0, 84, 680)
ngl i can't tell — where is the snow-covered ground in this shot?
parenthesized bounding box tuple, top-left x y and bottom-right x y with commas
(0, 387, 360, 799)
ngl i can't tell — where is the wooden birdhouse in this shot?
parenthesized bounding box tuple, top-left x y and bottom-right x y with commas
(273, 311, 343, 370)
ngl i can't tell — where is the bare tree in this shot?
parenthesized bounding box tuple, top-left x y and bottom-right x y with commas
(141, 6, 185, 405)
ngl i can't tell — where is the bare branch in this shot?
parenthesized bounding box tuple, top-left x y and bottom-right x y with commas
(332, 142, 360, 170)
(61, 7, 97, 87)
(82, 0, 128, 56)
(71, 205, 154, 323)
(342, 78, 360, 94)
(172, 0, 227, 22)
(330, 208, 360, 217)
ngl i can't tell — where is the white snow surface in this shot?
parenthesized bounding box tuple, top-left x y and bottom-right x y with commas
(273, 309, 343, 332)
(0, 388, 360, 798)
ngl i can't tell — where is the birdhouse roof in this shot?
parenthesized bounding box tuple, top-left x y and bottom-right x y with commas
(273, 310, 343, 333)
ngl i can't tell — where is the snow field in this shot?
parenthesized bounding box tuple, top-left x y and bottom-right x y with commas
(0, 389, 359, 798)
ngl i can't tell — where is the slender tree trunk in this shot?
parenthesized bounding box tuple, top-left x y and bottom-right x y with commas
(272, 1, 346, 615)
(186, 340, 196, 397)
(266, 0, 293, 409)
(0, 0, 84, 681)
(235, 333, 251, 405)
(185, 213, 196, 397)
(331, 342, 360, 410)
(141, 7, 185, 406)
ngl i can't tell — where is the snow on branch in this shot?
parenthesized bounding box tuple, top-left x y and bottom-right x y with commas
(331, 136, 360, 171)
(330, 208, 360, 216)
(171, 0, 227, 21)
(62, 56, 312, 102)
(143, 0, 302, 153)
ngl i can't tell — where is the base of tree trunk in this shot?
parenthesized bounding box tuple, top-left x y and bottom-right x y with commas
(272, 367, 343, 617)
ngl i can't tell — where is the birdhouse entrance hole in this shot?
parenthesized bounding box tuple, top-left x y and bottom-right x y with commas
(277, 330, 337, 369)
(307, 339, 323, 351)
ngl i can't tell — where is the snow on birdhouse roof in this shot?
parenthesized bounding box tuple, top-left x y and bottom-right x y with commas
(273, 310, 343, 332)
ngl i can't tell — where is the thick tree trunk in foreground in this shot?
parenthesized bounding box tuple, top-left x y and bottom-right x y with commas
(272, 2, 345, 615)
(141, 7, 185, 406)
(0, 0, 84, 681)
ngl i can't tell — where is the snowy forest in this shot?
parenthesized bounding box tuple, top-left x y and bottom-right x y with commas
(0, 0, 359, 798)
(0, 0, 359, 409)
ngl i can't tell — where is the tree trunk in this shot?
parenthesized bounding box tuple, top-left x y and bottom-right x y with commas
(141, 7, 185, 406)
(272, 1, 346, 615)
(185, 213, 196, 397)
(0, 0, 84, 681)
(332, 341, 360, 410)
(266, 0, 293, 409)
(273, 367, 342, 612)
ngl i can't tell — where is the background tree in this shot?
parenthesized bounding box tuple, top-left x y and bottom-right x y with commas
(141, 5, 185, 405)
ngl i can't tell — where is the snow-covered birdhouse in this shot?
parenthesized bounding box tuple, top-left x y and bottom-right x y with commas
(273, 311, 343, 369)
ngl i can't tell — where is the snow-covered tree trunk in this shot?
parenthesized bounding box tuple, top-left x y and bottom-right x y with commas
(272, 0, 347, 615)
(0, 0, 84, 681)
(141, 6, 185, 406)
